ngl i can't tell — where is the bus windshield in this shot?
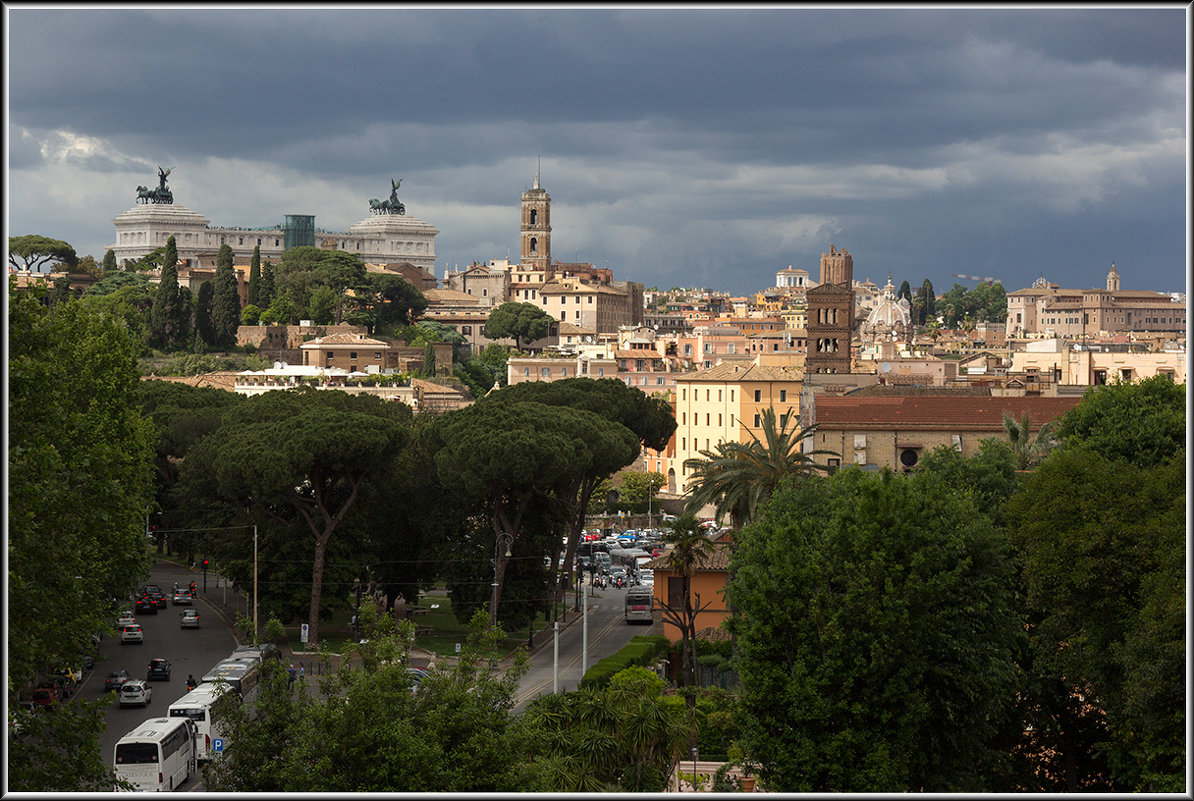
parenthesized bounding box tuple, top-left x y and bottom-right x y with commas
(115, 743, 159, 764)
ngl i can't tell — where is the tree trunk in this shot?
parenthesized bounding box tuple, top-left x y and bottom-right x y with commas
(306, 530, 332, 649)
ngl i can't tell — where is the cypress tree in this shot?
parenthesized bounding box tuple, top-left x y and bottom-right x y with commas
(195, 281, 215, 345)
(248, 245, 261, 307)
(920, 278, 936, 325)
(211, 244, 241, 349)
(259, 259, 275, 310)
(102, 249, 117, 275)
(150, 236, 182, 350)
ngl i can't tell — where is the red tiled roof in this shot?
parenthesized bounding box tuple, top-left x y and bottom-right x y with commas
(813, 395, 1081, 431)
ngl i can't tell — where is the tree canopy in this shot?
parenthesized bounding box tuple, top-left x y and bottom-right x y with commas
(1055, 375, 1186, 468)
(8, 234, 78, 272)
(727, 467, 1022, 791)
(482, 301, 555, 349)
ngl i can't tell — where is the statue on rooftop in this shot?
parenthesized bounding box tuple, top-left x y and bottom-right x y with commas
(368, 177, 405, 215)
(135, 167, 174, 204)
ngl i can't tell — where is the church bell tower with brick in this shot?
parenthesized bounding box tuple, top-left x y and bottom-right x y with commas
(805, 244, 855, 374)
(521, 172, 552, 278)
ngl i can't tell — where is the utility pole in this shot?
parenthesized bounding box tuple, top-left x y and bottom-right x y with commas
(253, 526, 258, 641)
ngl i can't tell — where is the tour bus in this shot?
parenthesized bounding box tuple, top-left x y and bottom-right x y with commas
(624, 587, 654, 624)
(168, 682, 235, 764)
(113, 716, 196, 792)
(201, 657, 260, 697)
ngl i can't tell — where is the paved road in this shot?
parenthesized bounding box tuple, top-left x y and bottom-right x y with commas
(511, 579, 652, 713)
(82, 561, 239, 790)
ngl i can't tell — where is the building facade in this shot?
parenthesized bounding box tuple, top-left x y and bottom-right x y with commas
(1005, 267, 1186, 339)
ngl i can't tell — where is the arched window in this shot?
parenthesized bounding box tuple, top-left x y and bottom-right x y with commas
(530, 237, 538, 254)
(530, 209, 538, 225)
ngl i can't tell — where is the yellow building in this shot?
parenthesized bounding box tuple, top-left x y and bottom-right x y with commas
(673, 358, 805, 489)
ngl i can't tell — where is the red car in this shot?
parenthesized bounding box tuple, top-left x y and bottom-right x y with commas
(31, 687, 58, 708)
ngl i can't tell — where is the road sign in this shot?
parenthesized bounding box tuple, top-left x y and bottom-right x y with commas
(455, 642, 461, 654)
(301, 623, 309, 643)
(212, 738, 224, 753)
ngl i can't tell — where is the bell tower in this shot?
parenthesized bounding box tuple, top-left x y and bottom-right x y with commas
(1106, 262, 1120, 292)
(521, 170, 552, 277)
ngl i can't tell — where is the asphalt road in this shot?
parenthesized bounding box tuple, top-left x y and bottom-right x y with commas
(511, 578, 652, 713)
(81, 561, 238, 790)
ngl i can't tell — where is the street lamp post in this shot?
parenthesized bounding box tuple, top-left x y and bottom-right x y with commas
(253, 525, 258, 642)
(490, 532, 513, 629)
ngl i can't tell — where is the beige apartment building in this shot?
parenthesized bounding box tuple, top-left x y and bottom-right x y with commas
(673, 359, 805, 490)
(1005, 266, 1185, 339)
(1009, 340, 1186, 385)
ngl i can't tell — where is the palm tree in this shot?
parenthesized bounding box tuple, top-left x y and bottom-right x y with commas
(682, 407, 838, 529)
(658, 513, 716, 692)
(1002, 411, 1058, 470)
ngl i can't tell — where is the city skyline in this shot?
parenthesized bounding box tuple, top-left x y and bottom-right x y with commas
(6, 6, 1188, 297)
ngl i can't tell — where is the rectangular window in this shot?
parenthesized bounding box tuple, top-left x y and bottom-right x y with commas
(373, 352, 382, 360)
(597, 367, 604, 376)
(541, 368, 550, 376)
(779, 389, 787, 402)
(718, 414, 722, 426)
(754, 414, 760, 427)
(706, 414, 710, 426)
(706, 389, 710, 401)
(350, 352, 357, 359)
(718, 390, 722, 401)
(524, 367, 530, 376)
(682, 413, 686, 424)
(682, 388, 686, 401)
(754, 390, 761, 402)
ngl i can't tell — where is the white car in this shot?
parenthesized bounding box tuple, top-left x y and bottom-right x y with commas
(179, 609, 200, 629)
(117, 611, 136, 627)
(118, 679, 152, 707)
(120, 624, 143, 644)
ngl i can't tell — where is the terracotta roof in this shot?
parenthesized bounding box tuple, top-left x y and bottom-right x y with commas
(813, 394, 1081, 431)
(140, 373, 239, 392)
(302, 333, 388, 347)
(646, 540, 732, 572)
(423, 288, 480, 305)
(674, 362, 803, 383)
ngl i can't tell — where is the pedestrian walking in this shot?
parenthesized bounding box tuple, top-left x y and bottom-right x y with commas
(299, 664, 305, 680)
(287, 664, 296, 687)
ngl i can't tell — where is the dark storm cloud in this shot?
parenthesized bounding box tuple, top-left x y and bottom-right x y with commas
(5, 6, 1187, 296)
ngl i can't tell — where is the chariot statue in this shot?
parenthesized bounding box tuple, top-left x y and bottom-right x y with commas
(135, 166, 174, 204)
(368, 177, 405, 215)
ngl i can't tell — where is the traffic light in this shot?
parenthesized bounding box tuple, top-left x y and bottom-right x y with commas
(202, 559, 208, 568)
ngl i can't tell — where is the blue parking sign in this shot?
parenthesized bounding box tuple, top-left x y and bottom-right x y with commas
(212, 738, 224, 752)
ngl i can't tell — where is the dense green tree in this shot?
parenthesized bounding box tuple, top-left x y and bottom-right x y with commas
(353, 272, 428, 335)
(177, 389, 408, 647)
(308, 284, 338, 325)
(7, 234, 78, 272)
(727, 468, 1021, 791)
(44, 274, 76, 306)
(274, 246, 368, 324)
(247, 245, 261, 306)
(489, 378, 676, 589)
(8, 699, 128, 791)
(683, 407, 836, 529)
(519, 666, 692, 791)
(1054, 375, 1186, 468)
(150, 235, 189, 349)
(482, 301, 555, 349)
(79, 272, 154, 352)
(1003, 448, 1185, 791)
(918, 278, 936, 325)
(205, 610, 541, 792)
(76, 254, 101, 279)
(915, 438, 1018, 521)
(897, 279, 912, 303)
(258, 258, 275, 310)
(616, 470, 667, 514)
(9, 286, 157, 691)
(101, 248, 118, 275)
(427, 398, 637, 627)
(194, 280, 215, 345)
(211, 243, 241, 348)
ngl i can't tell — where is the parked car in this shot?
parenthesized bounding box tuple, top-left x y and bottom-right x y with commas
(121, 624, 143, 644)
(31, 687, 58, 709)
(118, 680, 152, 707)
(179, 609, 200, 629)
(41, 676, 73, 699)
(147, 658, 172, 681)
(172, 590, 192, 605)
(105, 669, 131, 691)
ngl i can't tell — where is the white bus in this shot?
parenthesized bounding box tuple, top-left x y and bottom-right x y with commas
(624, 587, 654, 624)
(168, 682, 235, 763)
(201, 658, 260, 697)
(113, 716, 196, 792)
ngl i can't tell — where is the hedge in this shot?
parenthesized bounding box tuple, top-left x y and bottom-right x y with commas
(578, 634, 672, 689)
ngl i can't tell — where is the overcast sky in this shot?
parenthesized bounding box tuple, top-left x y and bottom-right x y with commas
(5, 5, 1188, 297)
